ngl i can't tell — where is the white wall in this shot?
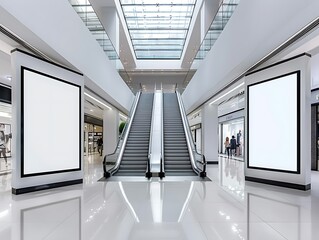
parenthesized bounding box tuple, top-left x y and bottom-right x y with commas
(103, 109, 119, 157)
(202, 103, 218, 162)
(245, 55, 311, 187)
(311, 53, 319, 88)
(0, 50, 11, 85)
(0, 0, 134, 112)
(182, 0, 319, 113)
(0, 116, 10, 124)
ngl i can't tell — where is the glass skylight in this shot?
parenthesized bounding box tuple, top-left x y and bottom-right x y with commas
(69, 0, 122, 69)
(120, 0, 196, 59)
(194, 0, 240, 62)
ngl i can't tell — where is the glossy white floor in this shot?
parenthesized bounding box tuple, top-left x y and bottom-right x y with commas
(0, 155, 319, 240)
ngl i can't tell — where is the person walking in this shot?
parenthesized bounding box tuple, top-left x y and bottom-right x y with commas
(97, 137, 103, 156)
(224, 137, 230, 158)
(230, 135, 237, 157)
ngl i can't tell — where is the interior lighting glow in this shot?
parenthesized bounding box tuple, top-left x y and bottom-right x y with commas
(178, 182, 194, 222)
(119, 113, 127, 119)
(191, 110, 201, 118)
(84, 92, 112, 110)
(0, 210, 9, 218)
(0, 112, 11, 118)
(209, 82, 244, 105)
(150, 182, 163, 223)
(119, 182, 140, 223)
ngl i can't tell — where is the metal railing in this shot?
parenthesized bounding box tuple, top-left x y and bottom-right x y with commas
(176, 90, 206, 177)
(147, 91, 164, 178)
(146, 92, 156, 178)
(160, 91, 165, 177)
(103, 91, 141, 177)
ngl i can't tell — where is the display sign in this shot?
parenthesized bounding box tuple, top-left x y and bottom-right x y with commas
(0, 123, 11, 159)
(247, 71, 300, 173)
(22, 67, 81, 177)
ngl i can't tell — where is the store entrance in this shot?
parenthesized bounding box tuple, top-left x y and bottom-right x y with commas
(191, 123, 202, 154)
(219, 118, 244, 160)
(84, 123, 103, 156)
(311, 105, 319, 171)
(0, 101, 12, 175)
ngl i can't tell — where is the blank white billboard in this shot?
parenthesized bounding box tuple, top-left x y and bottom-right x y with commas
(247, 71, 299, 173)
(22, 67, 81, 176)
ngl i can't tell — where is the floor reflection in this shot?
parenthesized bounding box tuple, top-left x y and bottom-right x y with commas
(1, 155, 319, 239)
(219, 157, 245, 201)
(87, 181, 208, 240)
(10, 189, 82, 240)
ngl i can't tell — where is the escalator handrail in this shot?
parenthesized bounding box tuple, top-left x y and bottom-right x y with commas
(103, 91, 141, 176)
(175, 91, 206, 176)
(160, 91, 165, 176)
(146, 93, 155, 178)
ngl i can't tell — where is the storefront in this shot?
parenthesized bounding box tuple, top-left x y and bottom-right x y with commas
(84, 115, 103, 156)
(0, 90, 12, 174)
(190, 123, 202, 153)
(311, 89, 319, 171)
(218, 110, 244, 160)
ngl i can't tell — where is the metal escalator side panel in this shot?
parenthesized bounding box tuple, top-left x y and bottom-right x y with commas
(104, 91, 141, 178)
(114, 93, 154, 176)
(148, 91, 164, 177)
(163, 93, 196, 176)
(175, 91, 206, 177)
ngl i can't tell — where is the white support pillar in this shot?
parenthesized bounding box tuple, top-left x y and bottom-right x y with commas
(202, 103, 218, 163)
(103, 109, 119, 157)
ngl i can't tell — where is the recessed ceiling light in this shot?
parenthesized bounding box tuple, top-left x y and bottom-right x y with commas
(84, 92, 112, 110)
(209, 82, 245, 105)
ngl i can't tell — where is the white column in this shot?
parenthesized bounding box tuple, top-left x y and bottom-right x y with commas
(103, 109, 119, 156)
(202, 103, 218, 163)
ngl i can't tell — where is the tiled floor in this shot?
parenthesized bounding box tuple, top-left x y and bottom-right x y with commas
(0, 155, 319, 239)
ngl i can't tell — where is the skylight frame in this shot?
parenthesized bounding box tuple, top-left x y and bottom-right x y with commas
(120, 0, 197, 60)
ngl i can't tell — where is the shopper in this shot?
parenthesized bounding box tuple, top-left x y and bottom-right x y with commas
(236, 130, 242, 156)
(97, 137, 103, 156)
(0, 131, 8, 167)
(224, 137, 230, 158)
(230, 135, 237, 157)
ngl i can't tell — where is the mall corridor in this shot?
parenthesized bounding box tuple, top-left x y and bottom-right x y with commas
(1, 0, 319, 239)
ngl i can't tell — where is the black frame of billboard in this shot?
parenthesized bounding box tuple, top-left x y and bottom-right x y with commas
(247, 71, 301, 174)
(21, 66, 82, 177)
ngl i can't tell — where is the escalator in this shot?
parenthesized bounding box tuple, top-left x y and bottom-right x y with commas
(163, 93, 197, 176)
(105, 92, 153, 177)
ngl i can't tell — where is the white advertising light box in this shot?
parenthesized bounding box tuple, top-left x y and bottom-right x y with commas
(22, 67, 81, 176)
(11, 49, 84, 194)
(244, 53, 311, 190)
(247, 71, 300, 173)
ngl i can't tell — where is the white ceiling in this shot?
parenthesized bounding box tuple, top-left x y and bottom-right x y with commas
(1, 1, 319, 112)
(0, 31, 114, 121)
(88, 0, 205, 92)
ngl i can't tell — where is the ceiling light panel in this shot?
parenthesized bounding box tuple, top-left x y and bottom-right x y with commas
(120, 0, 196, 59)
